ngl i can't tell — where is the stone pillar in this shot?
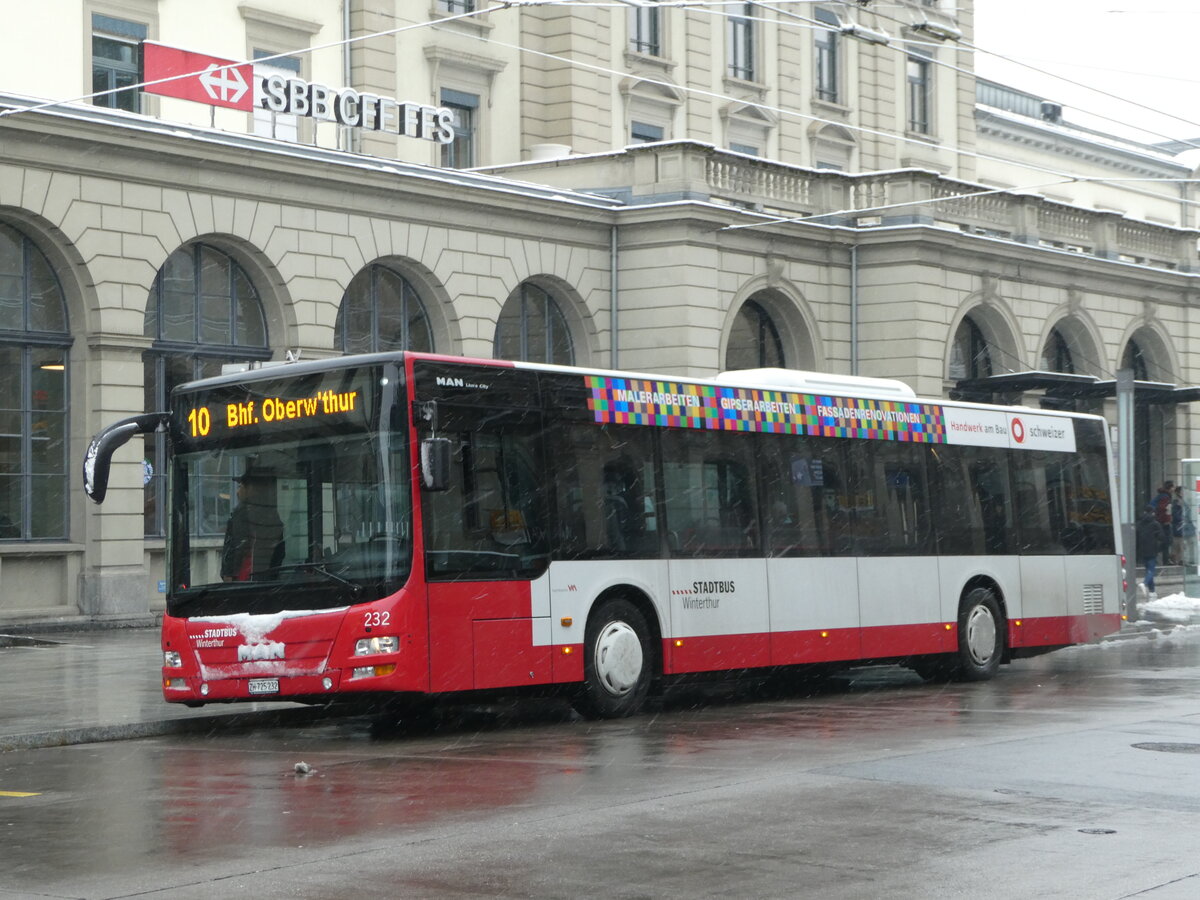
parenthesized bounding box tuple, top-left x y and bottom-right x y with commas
(80, 341, 154, 618)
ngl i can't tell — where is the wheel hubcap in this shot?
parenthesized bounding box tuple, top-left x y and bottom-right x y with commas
(594, 621, 643, 696)
(965, 604, 997, 666)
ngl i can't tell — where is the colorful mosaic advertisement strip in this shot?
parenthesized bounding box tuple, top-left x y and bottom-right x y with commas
(586, 376, 946, 443)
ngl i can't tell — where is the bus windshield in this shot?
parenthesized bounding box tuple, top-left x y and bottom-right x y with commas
(166, 362, 410, 617)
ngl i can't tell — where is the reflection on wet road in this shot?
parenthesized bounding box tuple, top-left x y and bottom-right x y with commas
(4, 628, 1200, 899)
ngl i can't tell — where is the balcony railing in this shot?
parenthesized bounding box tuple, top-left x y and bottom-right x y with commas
(486, 142, 1199, 273)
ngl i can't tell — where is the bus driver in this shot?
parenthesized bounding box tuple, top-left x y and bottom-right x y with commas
(221, 468, 285, 582)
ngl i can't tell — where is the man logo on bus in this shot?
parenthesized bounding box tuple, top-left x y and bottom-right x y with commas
(1011, 417, 1026, 443)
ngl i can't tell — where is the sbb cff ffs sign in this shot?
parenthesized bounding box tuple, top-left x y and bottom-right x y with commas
(142, 41, 453, 145)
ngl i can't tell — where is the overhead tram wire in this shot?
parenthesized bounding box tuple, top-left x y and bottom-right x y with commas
(457, 10, 1200, 214)
(0, 0, 814, 121)
(859, 2, 1200, 153)
(600, 0, 1200, 209)
(7, 0, 1200, 219)
(0, 0, 529, 120)
(0, 0, 1167, 380)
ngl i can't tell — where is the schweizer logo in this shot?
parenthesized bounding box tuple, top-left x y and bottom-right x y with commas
(1011, 417, 1026, 443)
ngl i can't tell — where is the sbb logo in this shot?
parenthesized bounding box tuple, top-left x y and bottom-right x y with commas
(1011, 417, 1026, 443)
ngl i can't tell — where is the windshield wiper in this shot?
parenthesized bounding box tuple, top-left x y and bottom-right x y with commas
(274, 562, 365, 595)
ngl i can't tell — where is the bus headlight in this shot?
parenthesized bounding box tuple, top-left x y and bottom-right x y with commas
(355, 635, 399, 656)
(164, 650, 182, 668)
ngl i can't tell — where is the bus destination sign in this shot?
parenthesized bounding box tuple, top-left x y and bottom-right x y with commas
(176, 369, 374, 450)
(187, 389, 360, 439)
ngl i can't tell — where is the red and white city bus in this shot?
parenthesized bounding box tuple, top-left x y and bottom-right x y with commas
(84, 353, 1122, 718)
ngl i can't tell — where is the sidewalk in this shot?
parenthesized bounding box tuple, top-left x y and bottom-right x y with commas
(3, 595, 1196, 753)
(0, 628, 325, 752)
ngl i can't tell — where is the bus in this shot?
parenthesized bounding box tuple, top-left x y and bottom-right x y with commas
(84, 353, 1123, 718)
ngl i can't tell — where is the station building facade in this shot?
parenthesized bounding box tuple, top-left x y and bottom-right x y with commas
(1, 1, 1198, 621)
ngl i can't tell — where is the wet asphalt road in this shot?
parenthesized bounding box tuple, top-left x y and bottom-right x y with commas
(3, 629, 1200, 899)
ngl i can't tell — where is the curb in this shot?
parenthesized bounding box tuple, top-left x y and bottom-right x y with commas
(0, 705, 332, 753)
(0, 616, 161, 636)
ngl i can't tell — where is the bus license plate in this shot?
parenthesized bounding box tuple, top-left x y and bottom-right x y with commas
(248, 678, 279, 695)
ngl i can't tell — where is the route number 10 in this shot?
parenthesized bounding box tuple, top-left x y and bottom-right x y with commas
(187, 406, 211, 438)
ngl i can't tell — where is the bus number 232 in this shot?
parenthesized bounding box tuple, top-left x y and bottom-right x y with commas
(364, 611, 390, 627)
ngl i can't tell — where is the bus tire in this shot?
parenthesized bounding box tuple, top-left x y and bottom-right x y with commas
(574, 598, 653, 719)
(956, 587, 1004, 681)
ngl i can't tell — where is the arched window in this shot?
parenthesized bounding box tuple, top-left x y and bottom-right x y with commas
(1041, 327, 1074, 374)
(1122, 338, 1162, 507)
(494, 283, 574, 364)
(143, 244, 269, 536)
(0, 223, 71, 541)
(1122, 339, 1149, 381)
(725, 299, 784, 371)
(948, 316, 992, 381)
(335, 264, 433, 354)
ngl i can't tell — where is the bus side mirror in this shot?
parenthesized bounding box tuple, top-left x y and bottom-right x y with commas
(420, 437, 452, 491)
(83, 412, 170, 504)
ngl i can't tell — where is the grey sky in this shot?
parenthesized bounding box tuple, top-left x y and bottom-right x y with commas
(973, 0, 1200, 145)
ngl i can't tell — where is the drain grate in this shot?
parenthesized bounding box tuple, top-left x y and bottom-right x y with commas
(1132, 742, 1200, 754)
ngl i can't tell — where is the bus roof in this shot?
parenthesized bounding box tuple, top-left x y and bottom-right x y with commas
(171, 351, 1105, 423)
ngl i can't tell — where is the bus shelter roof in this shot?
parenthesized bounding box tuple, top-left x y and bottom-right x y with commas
(951, 371, 1200, 408)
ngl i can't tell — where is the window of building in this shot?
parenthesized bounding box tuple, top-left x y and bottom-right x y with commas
(494, 283, 574, 365)
(629, 1, 662, 56)
(0, 224, 71, 541)
(252, 50, 302, 141)
(438, 0, 476, 11)
(815, 8, 840, 103)
(143, 245, 269, 537)
(725, 299, 784, 371)
(730, 142, 759, 156)
(906, 50, 933, 134)
(92, 14, 146, 113)
(630, 121, 664, 144)
(335, 264, 434, 354)
(811, 123, 854, 171)
(440, 88, 479, 169)
(948, 316, 993, 381)
(728, 3, 758, 81)
(1041, 327, 1074, 374)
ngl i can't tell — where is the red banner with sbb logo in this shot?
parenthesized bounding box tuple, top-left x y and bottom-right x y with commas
(142, 41, 254, 111)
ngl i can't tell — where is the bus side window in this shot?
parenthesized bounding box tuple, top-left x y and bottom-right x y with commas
(762, 434, 844, 557)
(1012, 449, 1062, 554)
(422, 415, 549, 578)
(846, 440, 934, 555)
(933, 444, 1013, 555)
(661, 429, 760, 557)
(549, 423, 657, 560)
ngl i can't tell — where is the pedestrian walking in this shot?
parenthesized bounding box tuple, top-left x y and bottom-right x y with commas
(1176, 485, 1196, 567)
(1136, 505, 1161, 600)
(1153, 482, 1174, 565)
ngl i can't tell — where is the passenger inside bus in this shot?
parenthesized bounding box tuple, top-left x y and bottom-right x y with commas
(220, 468, 285, 581)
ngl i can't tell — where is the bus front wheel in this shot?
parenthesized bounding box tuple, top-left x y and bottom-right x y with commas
(574, 598, 653, 719)
(956, 587, 1004, 681)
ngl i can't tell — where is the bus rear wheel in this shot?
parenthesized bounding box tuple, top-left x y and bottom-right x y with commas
(956, 587, 1004, 681)
(574, 598, 653, 719)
